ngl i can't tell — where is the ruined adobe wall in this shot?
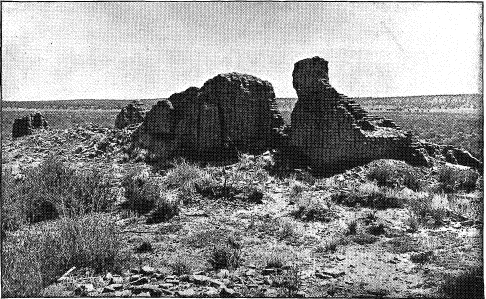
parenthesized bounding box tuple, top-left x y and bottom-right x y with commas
(132, 73, 286, 161)
(290, 57, 426, 172)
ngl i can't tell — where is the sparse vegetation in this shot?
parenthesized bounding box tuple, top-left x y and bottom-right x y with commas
(438, 166, 479, 193)
(2, 214, 122, 297)
(2, 156, 115, 234)
(272, 264, 302, 297)
(208, 235, 242, 270)
(292, 193, 336, 222)
(345, 219, 358, 235)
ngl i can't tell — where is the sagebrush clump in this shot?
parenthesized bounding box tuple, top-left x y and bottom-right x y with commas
(2, 214, 122, 297)
(2, 156, 115, 234)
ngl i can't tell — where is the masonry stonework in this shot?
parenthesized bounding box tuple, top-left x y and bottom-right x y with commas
(290, 57, 427, 173)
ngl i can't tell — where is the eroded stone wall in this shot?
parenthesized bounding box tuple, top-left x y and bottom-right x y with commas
(290, 57, 427, 173)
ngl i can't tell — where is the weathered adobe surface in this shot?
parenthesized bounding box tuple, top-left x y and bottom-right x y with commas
(289, 57, 435, 173)
(114, 101, 146, 129)
(132, 73, 287, 161)
(12, 112, 48, 138)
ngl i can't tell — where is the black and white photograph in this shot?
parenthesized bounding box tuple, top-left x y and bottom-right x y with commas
(1, 1, 483, 298)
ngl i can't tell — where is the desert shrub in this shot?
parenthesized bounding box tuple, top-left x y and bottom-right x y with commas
(288, 177, 307, 202)
(169, 255, 193, 276)
(272, 264, 302, 297)
(2, 171, 27, 234)
(345, 219, 358, 235)
(208, 235, 242, 270)
(165, 159, 215, 202)
(135, 241, 153, 253)
(438, 166, 479, 193)
(402, 170, 423, 191)
(292, 194, 336, 222)
(315, 236, 343, 253)
(367, 164, 397, 187)
(440, 266, 483, 299)
(367, 222, 387, 236)
(438, 166, 459, 193)
(408, 193, 449, 226)
(2, 214, 122, 297)
(121, 168, 161, 214)
(410, 251, 433, 264)
(338, 182, 406, 209)
(277, 218, 302, 241)
(350, 233, 379, 245)
(386, 236, 421, 253)
(146, 191, 179, 224)
(2, 156, 116, 231)
(405, 215, 420, 232)
(363, 210, 378, 224)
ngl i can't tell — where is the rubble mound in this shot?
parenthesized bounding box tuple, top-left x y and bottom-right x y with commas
(289, 57, 429, 173)
(133, 73, 286, 161)
(12, 112, 48, 138)
(114, 101, 146, 129)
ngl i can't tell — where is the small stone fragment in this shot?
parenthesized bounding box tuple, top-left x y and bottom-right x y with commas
(141, 266, 155, 275)
(220, 287, 237, 298)
(177, 288, 197, 297)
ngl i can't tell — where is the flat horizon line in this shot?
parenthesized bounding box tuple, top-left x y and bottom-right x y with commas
(1, 93, 482, 102)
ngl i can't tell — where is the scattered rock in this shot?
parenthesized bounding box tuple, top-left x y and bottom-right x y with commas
(114, 290, 132, 297)
(320, 268, 345, 278)
(205, 287, 219, 297)
(262, 268, 278, 275)
(141, 265, 155, 275)
(74, 284, 95, 296)
(131, 277, 150, 285)
(191, 274, 211, 285)
(217, 269, 230, 279)
(220, 287, 237, 297)
(177, 288, 197, 297)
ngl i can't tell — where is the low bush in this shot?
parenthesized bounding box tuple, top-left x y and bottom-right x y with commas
(345, 219, 358, 235)
(208, 235, 242, 270)
(277, 218, 302, 241)
(350, 233, 379, 245)
(367, 161, 424, 191)
(292, 193, 336, 222)
(2, 156, 116, 234)
(146, 191, 179, 224)
(165, 159, 215, 202)
(315, 236, 343, 254)
(2, 214, 122, 297)
(121, 168, 161, 215)
(367, 164, 397, 187)
(337, 182, 406, 209)
(438, 166, 479, 193)
(407, 193, 449, 226)
(287, 178, 307, 202)
(169, 255, 193, 276)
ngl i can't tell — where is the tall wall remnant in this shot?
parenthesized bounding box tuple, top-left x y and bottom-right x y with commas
(12, 112, 49, 138)
(290, 56, 428, 173)
(114, 101, 146, 129)
(132, 73, 286, 161)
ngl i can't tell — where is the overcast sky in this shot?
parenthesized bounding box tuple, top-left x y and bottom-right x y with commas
(2, 2, 482, 101)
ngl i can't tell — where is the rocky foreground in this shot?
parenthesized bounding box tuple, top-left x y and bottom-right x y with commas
(2, 124, 482, 298)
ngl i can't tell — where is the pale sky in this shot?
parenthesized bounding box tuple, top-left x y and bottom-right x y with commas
(2, 2, 482, 101)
